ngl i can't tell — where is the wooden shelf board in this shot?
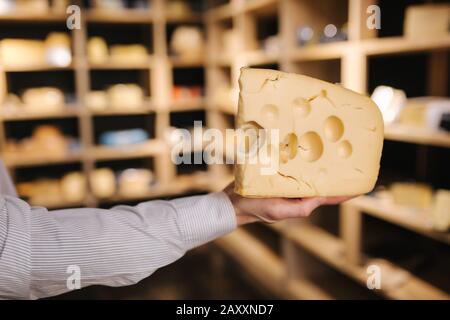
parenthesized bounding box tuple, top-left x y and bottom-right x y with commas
(166, 12, 203, 24)
(361, 35, 450, 56)
(289, 41, 348, 61)
(3, 152, 83, 168)
(0, 107, 81, 121)
(274, 222, 450, 300)
(205, 3, 233, 22)
(243, 49, 279, 66)
(86, 9, 153, 24)
(88, 59, 152, 70)
(0, 11, 66, 22)
(384, 124, 450, 148)
(215, 228, 331, 299)
(3, 64, 74, 72)
(346, 196, 450, 245)
(89, 105, 154, 116)
(243, 0, 279, 15)
(89, 140, 166, 161)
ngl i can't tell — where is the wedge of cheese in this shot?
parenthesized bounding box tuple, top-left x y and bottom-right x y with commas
(235, 68, 384, 197)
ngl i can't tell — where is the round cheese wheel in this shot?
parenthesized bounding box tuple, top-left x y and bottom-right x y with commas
(118, 168, 154, 198)
(90, 168, 116, 198)
(87, 37, 108, 64)
(61, 172, 86, 202)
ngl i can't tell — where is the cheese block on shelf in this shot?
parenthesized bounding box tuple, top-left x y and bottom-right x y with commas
(390, 182, 433, 209)
(0, 39, 46, 68)
(431, 190, 450, 231)
(22, 87, 65, 113)
(235, 68, 384, 198)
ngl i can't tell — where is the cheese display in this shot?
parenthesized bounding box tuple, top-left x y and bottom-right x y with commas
(22, 87, 65, 113)
(107, 84, 144, 109)
(404, 4, 450, 38)
(60, 172, 87, 203)
(399, 98, 450, 130)
(90, 168, 116, 198)
(110, 44, 148, 64)
(170, 26, 204, 61)
(118, 168, 154, 198)
(44, 32, 72, 67)
(390, 182, 433, 209)
(371, 85, 407, 124)
(87, 37, 109, 64)
(431, 189, 450, 231)
(234, 68, 384, 197)
(0, 39, 46, 68)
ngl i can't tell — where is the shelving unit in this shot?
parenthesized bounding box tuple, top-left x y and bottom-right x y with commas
(205, 0, 450, 299)
(0, 0, 449, 299)
(0, 0, 228, 210)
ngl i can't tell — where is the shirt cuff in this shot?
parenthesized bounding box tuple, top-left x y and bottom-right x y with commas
(171, 192, 237, 251)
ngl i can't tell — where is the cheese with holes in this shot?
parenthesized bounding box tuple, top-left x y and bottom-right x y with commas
(235, 68, 384, 197)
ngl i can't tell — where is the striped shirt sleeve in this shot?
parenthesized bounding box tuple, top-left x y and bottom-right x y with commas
(0, 192, 236, 300)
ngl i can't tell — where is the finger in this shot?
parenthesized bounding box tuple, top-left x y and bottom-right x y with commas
(322, 195, 357, 205)
(268, 197, 325, 220)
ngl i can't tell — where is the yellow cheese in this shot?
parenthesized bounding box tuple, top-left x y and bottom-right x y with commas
(90, 168, 116, 198)
(404, 4, 450, 38)
(60, 172, 86, 203)
(390, 182, 433, 209)
(0, 39, 46, 68)
(431, 190, 450, 231)
(110, 44, 148, 64)
(87, 37, 108, 64)
(22, 87, 65, 113)
(107, 84, 144, 110)
(235, 68, 384, 197)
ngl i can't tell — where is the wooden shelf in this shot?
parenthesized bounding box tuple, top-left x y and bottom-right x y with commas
(89, 105, 154, 116)
(346, 196, 450, 245)
(166, 12, 203, 24)
(0, 106, 81, 121)
(3, 151, 83, 168)
(0, 11, 67, 23)
(88, 58, 153, 70)
(215, 228, 331, 299)
(384, 124, 450, 148)
(86, 9, 153, 24)
(243, 49, 279, 66)
(205, 3, 233, 22)
(289, 41, 348, 61)
(361, 35, 450, 57)
(243, 0, 279, 15)
(273, 222, 450, 300)
(89, 140, 166, 162)
(3, 64, 74, 72)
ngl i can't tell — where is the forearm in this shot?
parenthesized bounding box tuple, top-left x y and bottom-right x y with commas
(0, 192, 236, 299)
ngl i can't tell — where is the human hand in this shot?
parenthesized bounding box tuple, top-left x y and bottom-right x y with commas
(224, 183, 355, 226)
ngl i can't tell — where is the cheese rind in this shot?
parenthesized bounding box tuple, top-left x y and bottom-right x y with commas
(235, 68, 384, 198)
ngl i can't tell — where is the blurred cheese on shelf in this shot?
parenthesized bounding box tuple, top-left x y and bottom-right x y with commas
(22, 87, 65, 113)
(118, 168, 154, 198)
(61, 172, 86, 203)
(262, 35, 281, 55)
(90, 168, 116, 198)
(404, 4, 450, 38)
(52, 0, 70, 13)
(45, 32, 72, 67)
(170, 26, 204, 61)
(431, 189, 450, 231)
(110, 44, 148, 64)
(172, 85, 202, 101)
(18, 179, 61, 206)
(31, 125, 69, 157)
(87, 37, 109, 64)
(93, 0, 124, 10)
(371, 85, 407, 124)
(390, 182, 433, 210)
(0, 39, 46, 68)
(399, 97, 450, 130)
(86, 91, 108, 112)
(16, 0, 48, 13)
(108, 84, 144, 110)
(167, 0, 192, 17)
(99, 128, 149, 147)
